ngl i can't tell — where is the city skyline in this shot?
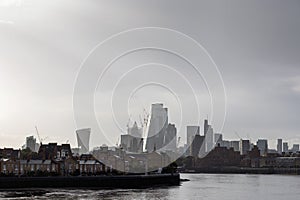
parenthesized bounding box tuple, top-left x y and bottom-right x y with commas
(0, 101, 299, 150)
(3, 103, 299, 156)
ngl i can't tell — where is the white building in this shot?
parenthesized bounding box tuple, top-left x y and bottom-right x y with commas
(146, 103, 168, 152)
(76, 128, 91, 154)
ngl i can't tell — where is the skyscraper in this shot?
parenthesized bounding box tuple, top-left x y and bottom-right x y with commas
(191, 134, 205, 158)
(292, 144, 299, 153)
(186, 126, 200, 147)
(240, 139, 250, 155)
(76, 128, 91, 154)
(146, 103, 168, 152)
(205, 125, 214, 152)
(283, 142, 289, 153)
(204, 119, 209, 136)
(277, 139, 283, 155)
(164, 123, 177, 151)
(26, 136, 38, 152)
(257, 139, 268, 156)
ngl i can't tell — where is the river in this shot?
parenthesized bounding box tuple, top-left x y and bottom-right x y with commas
(0, 174, 299, 199)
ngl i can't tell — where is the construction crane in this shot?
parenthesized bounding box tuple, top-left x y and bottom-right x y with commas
(35, 126, 48, 145)
(35, 126, 42, 144)
(126, 115, 132, 133)
(177, 137, 181, 148)
(116, 137, 120, 147)
(234, 131, 242, 140)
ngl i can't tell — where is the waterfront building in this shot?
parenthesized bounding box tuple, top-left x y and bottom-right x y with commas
(277, 139, 283, 155)
(0, 148, 20, 160)
(76, 128, 91, 154)
(240, 139, 250, 155)
(257, 139, 268, 156)
(195, 145, 241, 168)
(0, 156, 106, 176)
(0, 159, 59, 175)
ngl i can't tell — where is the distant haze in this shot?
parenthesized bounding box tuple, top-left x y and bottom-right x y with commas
(0, 0, 300, 149)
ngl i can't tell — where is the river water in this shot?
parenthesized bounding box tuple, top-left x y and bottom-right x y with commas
(0, 174, 299, 199)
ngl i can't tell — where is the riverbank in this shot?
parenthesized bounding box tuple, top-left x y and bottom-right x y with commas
(0, 173, 180, 189)
(180, 167, 300, 175)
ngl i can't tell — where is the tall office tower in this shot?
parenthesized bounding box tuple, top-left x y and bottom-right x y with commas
(146, 103, 168, 152)
(204, 119, 209, 136)
(256, 139, 268, 156)
(283, 142, 289, 153)
(76, 128, 91, 154)
(214, 133, 223, 145)
(26, 136, 37, 152)
(240, 139, 250, 155)
(186, 126, 200, 147)
(205, 125, 214, 152)
(191, 135, 205, 158)
(230, 141, 240, 152)
(164, 123, 177, 151)
(277, 139, 283, 155)
(292, 144, 300, 153)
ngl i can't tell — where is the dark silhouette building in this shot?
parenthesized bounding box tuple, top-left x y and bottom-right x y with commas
(38, 143, 72, 160)
(191, 135, 205, 157)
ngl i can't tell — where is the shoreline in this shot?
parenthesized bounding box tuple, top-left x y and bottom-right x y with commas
(0, 173, 180, 189)
(179, 167, 300, 175)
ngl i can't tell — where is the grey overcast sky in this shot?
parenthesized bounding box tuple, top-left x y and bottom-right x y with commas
(0, 0, 300, 149)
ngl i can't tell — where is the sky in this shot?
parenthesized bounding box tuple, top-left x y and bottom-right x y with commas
(0, 0, 300, 149)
